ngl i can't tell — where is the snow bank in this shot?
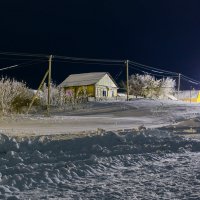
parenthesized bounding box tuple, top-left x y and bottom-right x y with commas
(1, 130, 200, 199)
(0, 129, 199, 157)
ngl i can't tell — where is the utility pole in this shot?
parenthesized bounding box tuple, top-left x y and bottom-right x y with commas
(47, 55, 53, 115)
(126, 60, 129, 101)
(177, 73, 181, 99)
(27, 69, 49, 114)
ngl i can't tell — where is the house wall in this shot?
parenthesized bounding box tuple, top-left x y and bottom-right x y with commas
(97, 74, 117, 87)
(95, 86, 117, 98)
(95, 74, 118, 98)
(64, 85, 95, 97)
(63, 74, 118, 98)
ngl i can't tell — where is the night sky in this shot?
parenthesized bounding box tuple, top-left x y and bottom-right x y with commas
(0, 0, 200, 89)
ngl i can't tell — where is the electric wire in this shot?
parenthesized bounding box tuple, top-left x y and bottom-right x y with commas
(52, 59, 124, 66)
(181, 74, 200, 84)
(0, 51, 124, 64)
(53, 55, 124, 63)
(0, 51, 199, 86)
(129, 63, 176, 76)
(129, 61, 177, 75)
(181, 76, 200, 85)
(129, 60, 178, 75)
(114, 69, 123, 80)
(0, 51, 49, 58)
(129, 65, 178, 78)
(0, 57, 44, 61)
(0, 64, 19, 71)
(0, 60, 47, 72)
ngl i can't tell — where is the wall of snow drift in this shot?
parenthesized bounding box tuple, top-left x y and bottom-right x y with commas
(0, 130, 200, 199)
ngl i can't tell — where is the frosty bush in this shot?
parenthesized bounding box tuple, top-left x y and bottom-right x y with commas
(0, 77, 34, 114)
(40, 83, 62, 107)
(0, 77, 89, 115)
(40, 84, 88, 110)
(62, 86, 88, 110)
(126, 74, 176, 98)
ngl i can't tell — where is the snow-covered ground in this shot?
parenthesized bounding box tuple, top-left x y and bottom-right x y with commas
(1, 99, 200, 136)
(1, 99, 200, 199)
(1, 129, 200, 199)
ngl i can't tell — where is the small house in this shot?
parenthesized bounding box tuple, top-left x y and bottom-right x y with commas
(176, 90, 200, 103)
(59, 72, 118, 98)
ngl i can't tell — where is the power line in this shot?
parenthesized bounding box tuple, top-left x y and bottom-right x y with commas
(0, 51, 199, 86)
(181, 74, 200, 84)
(129, 65, 177, 78)
(0, 51, 49, 58)
(181, 76, 200, 85)
(130, 60, 178, 75)
(52, 59, 124, 66)
(129, 61, 200, 86)
(53, 56, 124, 63)
(0, 51, 124, 64)
(0, 64, 19, 71)
(0, 57, 44, 61)
(129, 61, 177, 76)
(114, 69, 124, 80)
(0, 60, 47, 72)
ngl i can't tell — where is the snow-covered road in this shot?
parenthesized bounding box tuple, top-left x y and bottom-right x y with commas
(1, 99, 200, 136)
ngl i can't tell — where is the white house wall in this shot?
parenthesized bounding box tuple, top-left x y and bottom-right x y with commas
(96, 74, 117, 88)
(95, 74, 117, 98)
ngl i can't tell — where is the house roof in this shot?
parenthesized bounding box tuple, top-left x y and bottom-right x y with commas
(59, 72, 118, 87)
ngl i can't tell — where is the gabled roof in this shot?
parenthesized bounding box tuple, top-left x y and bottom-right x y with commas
(59, 72, 118, 87)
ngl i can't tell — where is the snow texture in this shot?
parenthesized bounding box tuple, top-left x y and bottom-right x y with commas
(1, 129, 200, 199)
(1, 99, 200, 136)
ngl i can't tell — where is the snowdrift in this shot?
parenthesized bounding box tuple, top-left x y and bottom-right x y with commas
(1, 130, 200, 199)
(0, 129, 199, 156)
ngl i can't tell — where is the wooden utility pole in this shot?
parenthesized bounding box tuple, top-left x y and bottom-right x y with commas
(27, 69, 49, 114)
(177, 73, 181, 99)
(126, 60, 129, 101)
(47, 55, 53, 115)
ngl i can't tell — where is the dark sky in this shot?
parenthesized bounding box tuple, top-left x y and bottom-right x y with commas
(0, 0, 200, 89)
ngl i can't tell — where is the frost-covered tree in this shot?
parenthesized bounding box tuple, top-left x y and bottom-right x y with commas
(125, 74, 175, 99)
(128, 74, 160, 98)
(139, 74, 161, 98)
(128, 74, 144, 98)
(157, 77, 176, 98)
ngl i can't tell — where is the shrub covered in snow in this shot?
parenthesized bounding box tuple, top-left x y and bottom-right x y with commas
(61, 86, 89, 110)
(0, 77, 34, 114)
(40, 83, 62, 107)
(125, 74, 176, 99)
(39, 83, 88, 110)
